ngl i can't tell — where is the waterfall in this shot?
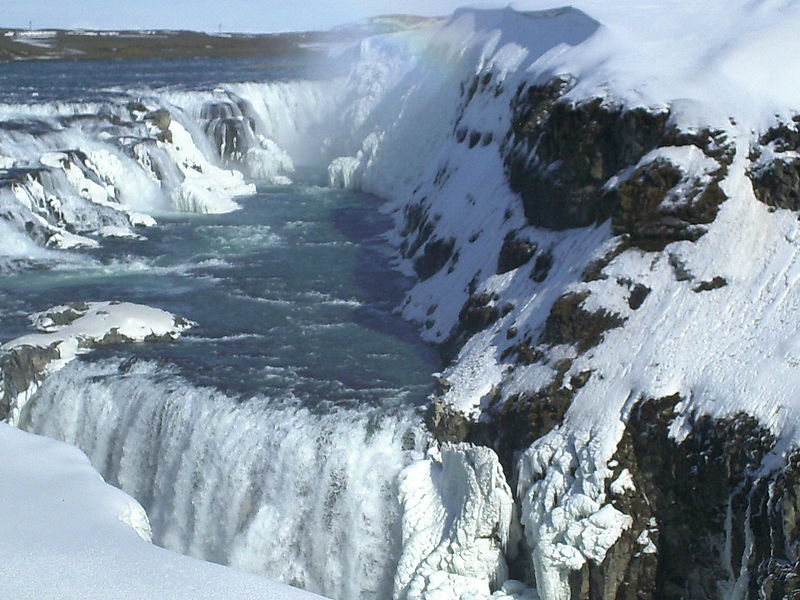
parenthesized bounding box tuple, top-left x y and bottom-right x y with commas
(22, 358, 429, 600)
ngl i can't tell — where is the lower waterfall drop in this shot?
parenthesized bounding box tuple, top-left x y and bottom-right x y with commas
(22, 358, 428, 600)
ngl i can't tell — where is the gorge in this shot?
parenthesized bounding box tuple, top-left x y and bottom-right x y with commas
(1, 3, 800, 600)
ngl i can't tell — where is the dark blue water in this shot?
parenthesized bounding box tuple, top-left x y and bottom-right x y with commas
(0, 54, 341, 103)
(0, 182, 439, 409)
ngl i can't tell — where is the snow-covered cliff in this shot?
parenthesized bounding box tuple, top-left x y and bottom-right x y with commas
(319, 3, 800, 599)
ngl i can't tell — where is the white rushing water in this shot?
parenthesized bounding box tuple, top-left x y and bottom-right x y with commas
(22, 358, 427, 600)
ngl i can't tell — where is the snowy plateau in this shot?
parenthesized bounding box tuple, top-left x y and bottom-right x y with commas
(1, 1, 800, 600)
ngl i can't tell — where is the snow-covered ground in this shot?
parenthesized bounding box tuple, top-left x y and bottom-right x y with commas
(0, 422, 323, 600)
(1, 301, 193, 425)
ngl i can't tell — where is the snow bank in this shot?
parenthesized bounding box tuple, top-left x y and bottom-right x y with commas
(0, 422, 322, 600)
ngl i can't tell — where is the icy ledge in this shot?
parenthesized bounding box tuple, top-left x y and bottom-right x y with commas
(396, 444, 537, 600)
(0, 301, 193, 424)
(0, 422, 322, 600)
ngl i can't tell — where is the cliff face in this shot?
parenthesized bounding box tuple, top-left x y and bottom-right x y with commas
(325, 3, 800, 598)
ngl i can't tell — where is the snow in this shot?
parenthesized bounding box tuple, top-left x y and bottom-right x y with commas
(636, 529, 657, 555)
(0, 422, 322, 600)
(315, 3, 800, 597)
(609, 469, 635, 496)
(5, 301, 192, 354)
(3, 2, 800, 598)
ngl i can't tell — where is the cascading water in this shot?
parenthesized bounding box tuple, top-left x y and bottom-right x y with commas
(23, 358, 427, 600)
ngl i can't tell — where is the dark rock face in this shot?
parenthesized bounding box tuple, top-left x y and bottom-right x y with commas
(608, 155, 728, 251)
(427, 398, 473, 444)
(470, 361, 589, 475)
(413, 237, 455, 281)
(498, 233, 536, 274)
(439, 293, 501, 360)
(504, 78, 734, 250)
(504, 81, 669, 230)
(144, 108, 171, 132)
(571, 397, 800, 600)
(542, 291, 625, 352)
(749, 118, 800, 210)
(458, 293, 499, 335)
(0, 343, 60, 420)
(627, 283, 650, 309)
(0, 303, 191, 420)
(693, 276, 728, 293)
(531, 249, 554, 282)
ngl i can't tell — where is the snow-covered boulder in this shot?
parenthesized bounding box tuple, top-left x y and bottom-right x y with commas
(1, 301, 193, 424)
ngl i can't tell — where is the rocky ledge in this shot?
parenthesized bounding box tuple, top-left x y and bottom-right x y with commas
(0, 301, 193, 424)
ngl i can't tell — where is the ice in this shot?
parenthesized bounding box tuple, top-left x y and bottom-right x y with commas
(395, 444, 519, 600)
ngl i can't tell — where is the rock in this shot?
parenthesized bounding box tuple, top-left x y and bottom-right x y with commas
(156, 129, 173, 144)
(541, 291, 625, 352)
(0, 343, 60, 420)
(427, 399, 473, 443)
(505, 83, 669, 230)
(458, 293, 500, 335)
(414, 237, 456, 281)
(400, 202, 434, 258)
(125, 100, 148, 114)
(693, 276, 727, 293)
(144, 108, 171, 132)
(609, 153, 729, 251)
(530, 250, 554, 283)
(497, 234, 536, 274)
(200, 98, 261, 164)
(748, 118, 800, 211)
(466, 360, 585, 476)
(504, 76, 733, 251)
(627, 283, 651, 309)
(574, 395, 800, 600)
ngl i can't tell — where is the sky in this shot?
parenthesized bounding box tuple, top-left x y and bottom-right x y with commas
(2, 1, 503, 33)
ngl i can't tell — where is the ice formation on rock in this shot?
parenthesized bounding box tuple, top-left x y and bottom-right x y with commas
(396, 444, 519, 600)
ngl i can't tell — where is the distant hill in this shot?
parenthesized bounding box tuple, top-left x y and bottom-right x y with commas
(0, 16, 443, 62)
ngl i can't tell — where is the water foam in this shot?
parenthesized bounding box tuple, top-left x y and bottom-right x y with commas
(23, 358, 429, 600)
